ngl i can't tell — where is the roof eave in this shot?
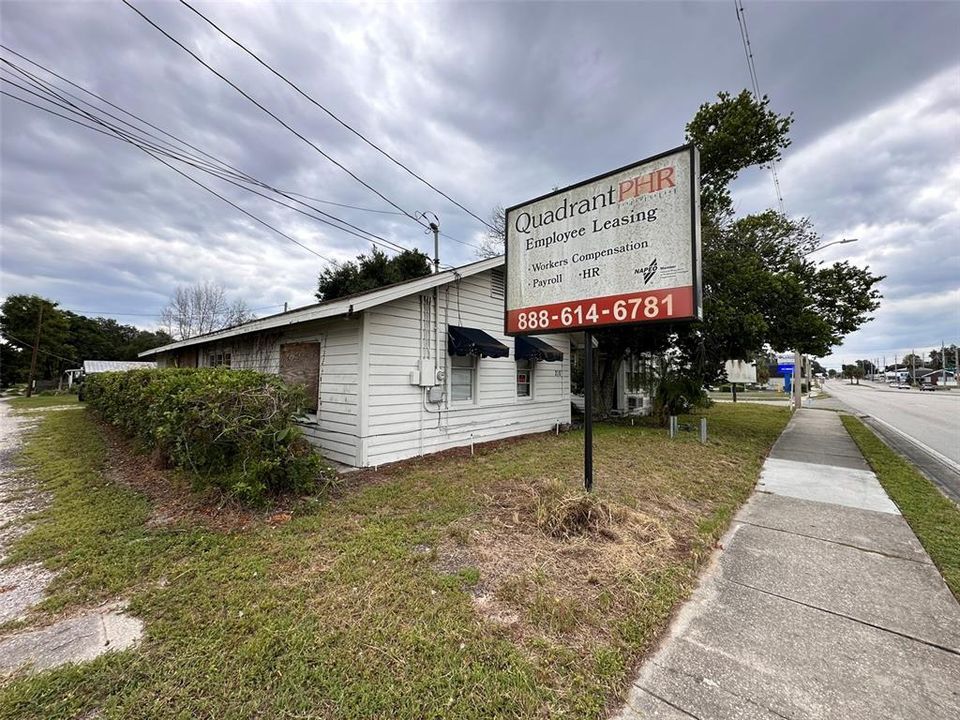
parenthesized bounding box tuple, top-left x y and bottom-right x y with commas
(139, 255, 504, 357)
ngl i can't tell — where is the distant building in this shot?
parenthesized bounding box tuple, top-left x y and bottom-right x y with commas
(918, 369, 956, 386)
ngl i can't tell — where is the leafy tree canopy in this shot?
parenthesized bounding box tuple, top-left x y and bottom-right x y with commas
(0, 294, 172, 387)
(316, 246, 433, 302)
(588, 90, 882, 414)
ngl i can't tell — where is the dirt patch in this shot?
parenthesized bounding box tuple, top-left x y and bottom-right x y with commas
(0, 401, 145, 675)
(435, 477, 680, 648)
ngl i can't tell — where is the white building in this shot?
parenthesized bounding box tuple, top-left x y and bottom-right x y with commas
(140, 257, 571, 467)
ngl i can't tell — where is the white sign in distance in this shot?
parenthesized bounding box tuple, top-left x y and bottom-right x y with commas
(505, 144, 701, 335)
(724, 360, 758, 385)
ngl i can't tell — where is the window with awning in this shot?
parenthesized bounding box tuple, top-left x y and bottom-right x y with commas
(447, 325, 509, 358)
(515, 336, 563, 362)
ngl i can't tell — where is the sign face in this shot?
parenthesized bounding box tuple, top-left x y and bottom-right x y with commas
(724, 360, 757, 385)
(504, 144, 701, 335)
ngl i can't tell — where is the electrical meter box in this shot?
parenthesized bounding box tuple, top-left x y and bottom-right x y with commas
(420, 359, 437, 387)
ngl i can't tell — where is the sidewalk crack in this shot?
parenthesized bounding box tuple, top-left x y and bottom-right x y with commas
(631, 684, 703, 719)
(735, 519, 932, 565)
(647, 660, 799, 720)
(726, 578, 960, 657)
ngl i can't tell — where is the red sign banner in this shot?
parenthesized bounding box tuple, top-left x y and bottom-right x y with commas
(506, 285, 694, 334)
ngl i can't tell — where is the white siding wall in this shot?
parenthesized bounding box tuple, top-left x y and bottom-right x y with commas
(155, 318, 362, 466)
(362, 269, 572, 467)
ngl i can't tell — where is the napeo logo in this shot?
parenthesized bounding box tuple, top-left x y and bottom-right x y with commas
(636, 258, 658, 284)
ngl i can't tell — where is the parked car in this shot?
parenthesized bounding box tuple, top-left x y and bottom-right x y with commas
(895, 383, 912, 390)
(919, 383, 936, 391)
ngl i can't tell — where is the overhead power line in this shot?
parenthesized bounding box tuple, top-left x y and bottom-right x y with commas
(68, 303, 286, 318)
(1, 80, 334, 262)
(0, 50, 421, 258)
(0, 53, 413, 255)
(0, 77, 405, 259)
(122, 0, 431, 232)
(178, 0, 497, 234)
(2, 43, 483, 257)
(1, 332, 80, 364)
(734, 0, 786, 215)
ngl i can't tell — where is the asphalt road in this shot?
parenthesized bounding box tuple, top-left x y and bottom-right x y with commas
(824, 379, 960, 502)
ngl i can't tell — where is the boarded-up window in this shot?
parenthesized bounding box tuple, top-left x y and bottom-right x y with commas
(279, 342, 321, 413)
(178, 349, 198, 368)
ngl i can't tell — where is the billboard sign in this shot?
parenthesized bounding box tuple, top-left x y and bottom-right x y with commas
(724, 360, 757, 385)
(505, 144, 701, 335)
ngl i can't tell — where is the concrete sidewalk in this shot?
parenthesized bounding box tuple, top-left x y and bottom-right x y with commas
(615, 409, 960, 720)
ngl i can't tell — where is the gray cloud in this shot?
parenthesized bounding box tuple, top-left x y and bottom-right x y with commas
(2, 0, 958, 361)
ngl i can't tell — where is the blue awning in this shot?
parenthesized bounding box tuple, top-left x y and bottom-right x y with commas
(515, 336, 563, 362)
(448, 325, 509, 358)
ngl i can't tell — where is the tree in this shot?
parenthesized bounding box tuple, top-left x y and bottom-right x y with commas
(0, 295, 71, 387)
(927, 345, 956, 370)
(316, 246, 433, 302)
(587, 91, 882, 416)
(842, 364, 864, 384)
(476, 205, 506, 259)
(0, 295, 172, 388)
(900, 352, 924, 369)
(160, 281, 254, 340)
(685, 90, 793, 220)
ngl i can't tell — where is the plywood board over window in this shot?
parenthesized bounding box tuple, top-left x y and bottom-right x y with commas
(279, 341, 321, 413)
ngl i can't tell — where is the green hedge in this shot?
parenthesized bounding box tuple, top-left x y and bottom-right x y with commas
(84, 368, 324, 502)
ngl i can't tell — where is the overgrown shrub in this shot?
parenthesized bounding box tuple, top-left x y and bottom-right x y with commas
(653, 375, 712, 424)
(85, 368, 325, 502)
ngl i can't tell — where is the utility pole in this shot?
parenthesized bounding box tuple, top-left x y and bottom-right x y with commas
(792, 349, 801, 410)
(911, 349, 916, 386)
(942, 341, 946, 387)
(25, 303, 44, 398)
(430, 221, 440, 274)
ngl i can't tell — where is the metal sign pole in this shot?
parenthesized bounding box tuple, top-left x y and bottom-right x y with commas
(584, 330, 594, 492)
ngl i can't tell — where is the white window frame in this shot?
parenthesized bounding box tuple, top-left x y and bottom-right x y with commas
(516, 358, 534, 400)
(449, 354, 477, 404)
(207, 351, 232, 368)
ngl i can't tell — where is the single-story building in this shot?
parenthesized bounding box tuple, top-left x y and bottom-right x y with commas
(918, 369, 956, 386)
(69, 360, 157, 392)
(140, 257, 572, 468)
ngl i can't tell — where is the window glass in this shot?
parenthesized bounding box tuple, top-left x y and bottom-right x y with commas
(517, 358, 532, 397)
(209, 352, 231, 368)
(451, 354, 475, 401)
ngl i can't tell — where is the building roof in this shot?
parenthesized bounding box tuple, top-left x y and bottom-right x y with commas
(83, 360, 157, 373)
(140, 255, 505, 357)
(918, 368, 956, 378)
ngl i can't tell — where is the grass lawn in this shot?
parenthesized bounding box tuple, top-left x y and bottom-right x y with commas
(0, 402, 788, 719)
(5, 395, 79, 410)
(842, 415, 960, 599)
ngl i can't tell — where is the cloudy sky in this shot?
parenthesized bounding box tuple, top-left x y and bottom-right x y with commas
(1, 1, 957, 367)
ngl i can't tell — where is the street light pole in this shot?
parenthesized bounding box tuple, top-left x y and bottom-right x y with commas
(794, 238, 859, 410)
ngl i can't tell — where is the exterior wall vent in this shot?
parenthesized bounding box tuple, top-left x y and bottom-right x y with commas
(490, 267, 505, 299)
